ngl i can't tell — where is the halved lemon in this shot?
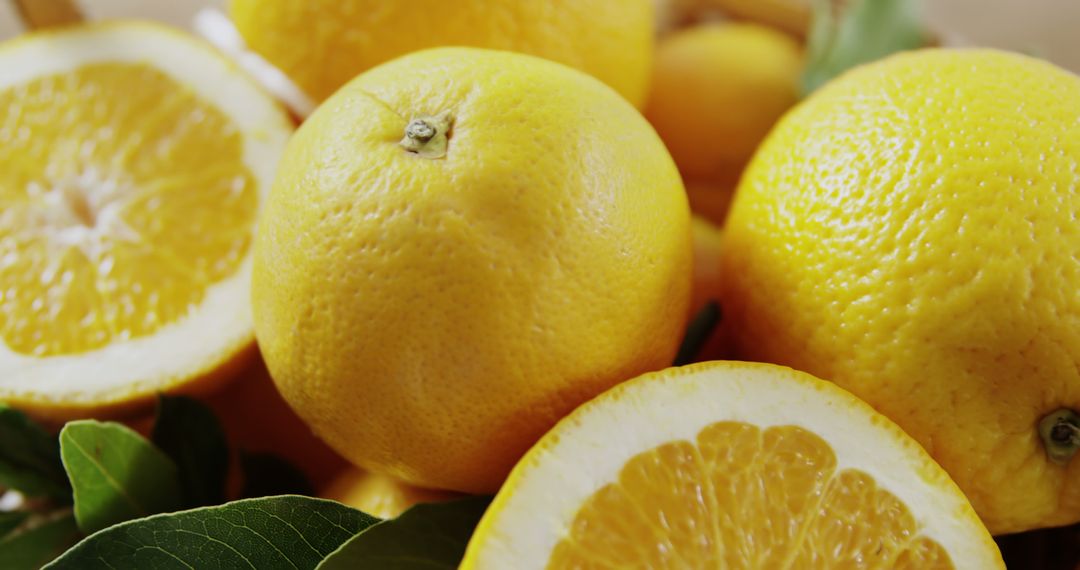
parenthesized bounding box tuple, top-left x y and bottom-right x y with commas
(0, 22, 293, 419)
(461, 361, 1003, 569)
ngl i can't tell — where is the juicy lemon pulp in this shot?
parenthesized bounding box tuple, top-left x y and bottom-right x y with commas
(0, 62, 256, 357)
(550, 422, 952, 568)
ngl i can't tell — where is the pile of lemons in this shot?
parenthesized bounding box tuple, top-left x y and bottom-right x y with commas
(3, 0, 1079, 567)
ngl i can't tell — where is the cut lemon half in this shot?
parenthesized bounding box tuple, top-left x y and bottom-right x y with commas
(461, 361, 1002, 569)
(0, 22, 293, 419)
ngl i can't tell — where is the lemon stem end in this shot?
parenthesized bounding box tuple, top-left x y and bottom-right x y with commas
(400, 111, 452, 159)
(1039, 409, 1080, 465)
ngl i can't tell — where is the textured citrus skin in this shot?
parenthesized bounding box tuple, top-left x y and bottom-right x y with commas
(722, 49, 1080, 534)
(644, 23, 801, 182)
(252, 48, 691, 494)
(229, 0, 654, 107)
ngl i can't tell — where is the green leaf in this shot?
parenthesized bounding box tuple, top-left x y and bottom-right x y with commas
(317, 496, 492, 570)
(44, 495, 380, 570)
(59, 420, 182, 534)
(0, 404, 70, 501)
(151, 395, 229, 508)
(0, 511, 29, 538)
(240, 451, 314, 498)
(0, 510, 80, 570)
(801, 0, 929, 96)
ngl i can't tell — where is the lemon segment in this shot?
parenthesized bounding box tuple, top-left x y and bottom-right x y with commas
(551, 425, 953, 568)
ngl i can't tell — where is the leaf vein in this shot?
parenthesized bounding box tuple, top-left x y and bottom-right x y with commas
(173, 528, 257, 569)
(311, 509, 354, 535)
(136, 545, 196, 570)
(66, 434, 146, 516)
(254, 511, 319, 563)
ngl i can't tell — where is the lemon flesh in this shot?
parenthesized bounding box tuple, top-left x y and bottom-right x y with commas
(0, 23, 292, 418)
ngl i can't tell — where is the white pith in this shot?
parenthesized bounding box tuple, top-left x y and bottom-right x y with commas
(194, 9, 316, 119)
(0, 23, 293, 407)
(465, 362, 1000, 569)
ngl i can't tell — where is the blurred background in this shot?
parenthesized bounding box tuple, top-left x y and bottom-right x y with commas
(2, 0, 1080, 73)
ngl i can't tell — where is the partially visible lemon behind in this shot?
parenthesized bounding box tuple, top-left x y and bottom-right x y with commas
(687, 216, 734, 362)
(690, 217, 724, 317)
(723, 48, 1080, 534)
(123, 356, 346, 491)
(229, 0, 654, 107)
(0, 22, 292, 420)
(646, 22, 801, 225)
(322, 468, 458, 519)
(653, 0, 813, 38)
(252, 47, 691, 495)
(203, 357, 346, 489)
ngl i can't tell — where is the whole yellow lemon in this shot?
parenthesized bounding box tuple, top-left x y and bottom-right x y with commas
(229, 0, 654, 107)
(252, 47, 691, 494)
(722, 49, 1080, 534)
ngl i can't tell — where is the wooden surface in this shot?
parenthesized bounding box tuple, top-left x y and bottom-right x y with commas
(10, 0, 82, 29)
